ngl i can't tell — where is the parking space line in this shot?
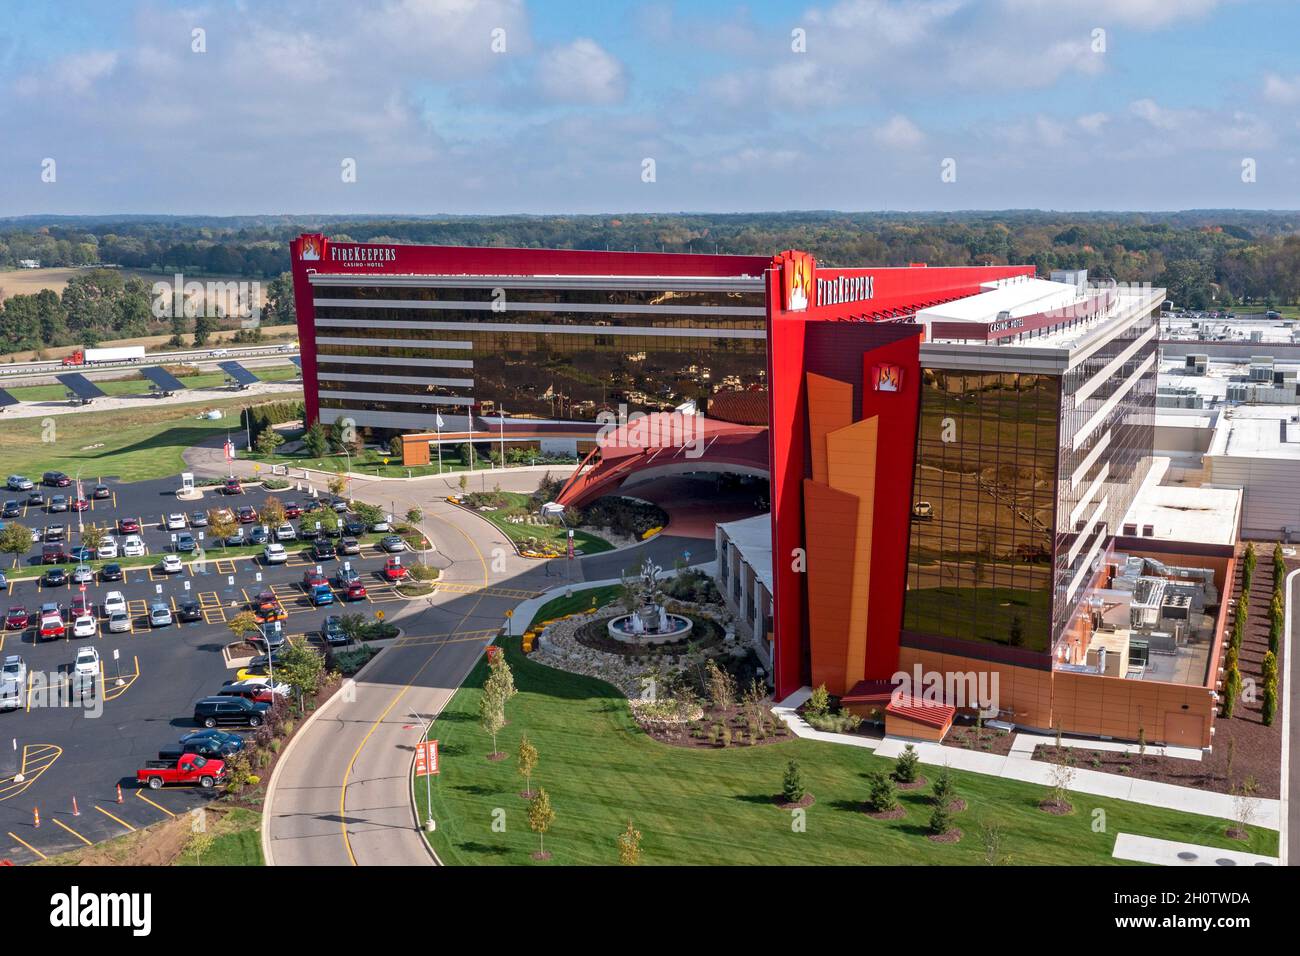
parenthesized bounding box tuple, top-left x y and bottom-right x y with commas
(134, 790, 176, 817)
(51, 817, 93, 846)
(93, 805, 136, 832)
(8, 832, 47, 860)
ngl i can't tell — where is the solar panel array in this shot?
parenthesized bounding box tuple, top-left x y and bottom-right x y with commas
(141, 365, 187, 392)
(56, 373, 107, 399)
(218, 361, 260, 386)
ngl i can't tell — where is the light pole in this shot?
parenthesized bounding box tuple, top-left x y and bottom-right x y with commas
(498, 410, 507, 472)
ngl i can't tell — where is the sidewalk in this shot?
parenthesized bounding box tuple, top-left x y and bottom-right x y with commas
(1112, 833, 1277, 866)
(773, 688, 1281, 831)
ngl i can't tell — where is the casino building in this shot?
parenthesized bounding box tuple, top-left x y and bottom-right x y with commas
(291, 235, 1231, 749)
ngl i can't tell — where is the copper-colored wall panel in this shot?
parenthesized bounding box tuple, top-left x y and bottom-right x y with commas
(824, 417, 879, 688)
(806, 373, 854, 486)
(803, 480, 861, 692)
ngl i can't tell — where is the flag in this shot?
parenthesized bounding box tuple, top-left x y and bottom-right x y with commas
(435, 413, 445, 430)
(224, 439, 235, 462)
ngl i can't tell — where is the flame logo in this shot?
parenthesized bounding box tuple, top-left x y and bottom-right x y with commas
(300, 235, 323, 261)
(874, 363, 902, 392)
(778, 250, 814, 312)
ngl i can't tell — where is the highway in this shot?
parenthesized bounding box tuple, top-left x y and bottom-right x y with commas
(0, 343, 299, 387)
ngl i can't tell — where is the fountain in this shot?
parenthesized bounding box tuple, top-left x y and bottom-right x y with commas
(607, 557, 693, 645)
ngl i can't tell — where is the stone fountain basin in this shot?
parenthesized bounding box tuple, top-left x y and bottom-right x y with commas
(607, 613, 693, 645)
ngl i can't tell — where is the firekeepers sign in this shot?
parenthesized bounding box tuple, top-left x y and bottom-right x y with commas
(774, 249, 874, 312)
(415, 740, 439, 777)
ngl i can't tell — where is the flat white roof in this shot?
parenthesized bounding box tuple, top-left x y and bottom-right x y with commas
(1207, 408, 1300, 459)
(718, 513, 773, 594)
(915, 276, 1081, 325)
(1122, 474, 1241, 547)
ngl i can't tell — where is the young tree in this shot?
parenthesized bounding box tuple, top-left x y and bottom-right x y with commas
(260, 495, 286, 528)
(931, 765, 955, 806)
(527, 788, 556, 859)
(185, 829, 216, 865)
(303, 421, 329, 459)
(207, 508, 237, 548)
(79, 523, 107, 552)
(404, 506, 423, 526)
(893, 744, 920, 784)
(616, 819, 642, 866)
(327, 473, 348, 498)
(478, 680, 507, 757)
(486, 652, 518, 704)
(928, 797, 954, 836)
(278, 638, 326, 708)
(0, 522, 31, 566)
(705, 658, 736, 712)
(352, 501, 384, 527)
(1045, 752, 1076, 813)
(781, 758, 806, 804)
(458, 474, 468, 493)
(517, 735, 538, 799)
(227, 610, 261, 646)
(255, 428, 284, 458)
(979, 820, 1006, 865)
(865, 770, 898, 813)
(1229, 776, 1259, 839)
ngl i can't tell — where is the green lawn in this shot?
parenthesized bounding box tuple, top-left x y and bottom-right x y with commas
(175, 808, 264, 866)
(6, 363, 299, 403)
(418, 605, 1278, 865)
(0, 391, 302, 482)
(462, 491, 613, 556)
(247, 446, 573, 480)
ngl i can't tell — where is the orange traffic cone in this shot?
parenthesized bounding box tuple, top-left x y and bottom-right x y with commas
(116, 783, 123, 804)
(72, 796, 80, 817)
(33, 806, 39, 828)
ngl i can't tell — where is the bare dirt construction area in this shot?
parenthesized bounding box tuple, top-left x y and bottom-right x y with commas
(0, 266, 82, 301)
(33, 803, 249, 866)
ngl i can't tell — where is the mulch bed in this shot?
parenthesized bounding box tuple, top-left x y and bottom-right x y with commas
(866, 806, 906, 820)
(1226, 827, 1248, 841)
(775, 793, 815, 810)
(531, 851, 552, 861)
(895, 777, 928, 791)
(572, 614, 723, 658)
(486, 752, 507, 762)
(1038, 799, 1073, 815)
(638, 701, 793, 750)
(944, 725, 1016, 756)
(948, 798, 968, 812)
(927, 829, 963, 844)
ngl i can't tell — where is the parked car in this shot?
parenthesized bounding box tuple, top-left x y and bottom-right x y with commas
(177, 599, 202, 622)
(250, 590, 287, 623)
(6, 606, 30, 630)
(166, 513, 187, 530)
(0, 655, 27, 711)
(107, 611, 131, 633)
(68, 546, 94, 562)
(40, 544, 66, 565)
(223, 478, 243, 495)
(137, 753, 226, 790)
(311, 540, 336, 561)
(122, 535, 146, 557)
(193, 696, 268, 728)
(371, 518, 391, 533)
(92, 483, 111, 500)
(302, 570, 327, 590)
(48, 495, 68, 513)
(27, 490, 45, 507)
(236, 506, 257, 524)
(72, 613, 97, 638)
(249, 526, 270, 545)
(309, 583, 334, 607)
(149, 603, 173, 628)
(323, 615, 347, 645)
(178, 728, 245, 755)
(176, 532, 197, 553)
(262, 543, 288, 565)
(383, 556, 407, 582)
(70, 497, 90, 512)
(44, 524, 65, 541)
(217, 684, 277, 704)
(1, 500, 20, 518)
(103, 587, 127, 616)
(380, 535, 405, 553)
(70, 594, 91, 617)
(39, 611, 65, 641)
(96, 537, 119, 559)
(0, 570, 6, 592)
(283, 502, 302, 519)
(42, 567, 67, 587)
(99, 563, 123, 582)
(118, 517, 140, 534)
(42, 471, 71, 488)
(72, 564, 94, 584)
(6, 475, 33, 491)
(275, 523, 297, 542)
(74, 645, 100, 676)
(224, 529, 246, 547)
(159, 554, 183, 574)
(338, 536, 361, 555)
(189, 510, 208, 527)
(248, 622, 288, 652)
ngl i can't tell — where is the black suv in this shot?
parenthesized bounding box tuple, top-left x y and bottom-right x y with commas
(193, 696, 269, 728)
(311, 540, 336, 561)
(341, 518, 366, 536)
(177, 599, 202, 622)
(1, 500, 19, 518)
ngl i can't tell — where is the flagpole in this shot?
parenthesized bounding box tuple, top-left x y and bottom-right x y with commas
(436, 414, 443, 475)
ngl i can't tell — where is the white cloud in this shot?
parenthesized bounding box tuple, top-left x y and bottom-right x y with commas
(1001, 0, 1224, 29)
(1262, 72, 1300, 105)
(1076, 112, 1109, 133)
(874, 115, 925, 149)
(14, 50, 118, 96)
(535, 38, 626, 105)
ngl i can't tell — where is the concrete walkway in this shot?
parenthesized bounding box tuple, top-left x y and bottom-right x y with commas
(773, 688, 1281, 831)
(1008, 732, 1203, 762)
(1113, 833, 1277, 866)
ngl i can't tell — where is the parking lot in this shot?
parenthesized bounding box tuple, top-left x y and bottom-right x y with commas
(0, 474, 425, 863)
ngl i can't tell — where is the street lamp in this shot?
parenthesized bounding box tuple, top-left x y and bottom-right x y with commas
(498, 410, 507, 472)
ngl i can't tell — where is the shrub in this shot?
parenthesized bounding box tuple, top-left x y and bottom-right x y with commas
(782, 758, 806, 803)
(805, 709, 863, 734)
(931, 766, 955, 806)
(806, 683, 831, 718)
(928, 799, 954, 836)
(893, 744, 920, 784)
(865, 770, 898, 813)
(1262, 681, 1277, 726)
(1222, 666, 1241, 718)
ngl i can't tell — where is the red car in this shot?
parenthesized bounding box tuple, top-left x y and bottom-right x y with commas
(237, 506, 258, 524)
(383, 556, 407, 582)
(223, 478, 243, 495)
(70, 498, 90, 512)
(345, 580, 367, 601)
(137, 754, 226, 790)
(250, 590, 287, 624)
(71, 595, 92, 618)
(218, 685, 276, 704)
(5, 606, 29, 630)
(39, 613, 65, 641)
(283, 502, 302, 519)
(118, 517, 140, 534)
(301, 570, 327, 590)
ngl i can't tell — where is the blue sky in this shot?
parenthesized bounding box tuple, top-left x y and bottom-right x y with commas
(1, 0, 1298, 215)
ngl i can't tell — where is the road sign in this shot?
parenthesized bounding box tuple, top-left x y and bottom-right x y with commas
(375, 610, 385, 621)
(415, 740, 439, 777)
(255, 572, 262, 583)
(155, 584, 162, 595)
(505, 609, 513, 618)
(227, 575, 235, 587)
(184, 581, 191, 591)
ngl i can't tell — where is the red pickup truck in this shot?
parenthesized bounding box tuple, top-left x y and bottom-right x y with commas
(136, 753, 226, 790)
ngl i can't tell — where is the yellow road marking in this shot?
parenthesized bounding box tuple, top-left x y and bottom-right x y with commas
(8, 831, 46, 860)
(93, 805, 136, 832)
(51, 817, 92, 846)
(134, 789, 175, 817)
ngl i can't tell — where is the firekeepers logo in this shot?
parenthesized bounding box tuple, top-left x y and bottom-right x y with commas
(873, 363, 903, 392)
(778, 250, 815, 312)
(299, 235, 323, 261)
